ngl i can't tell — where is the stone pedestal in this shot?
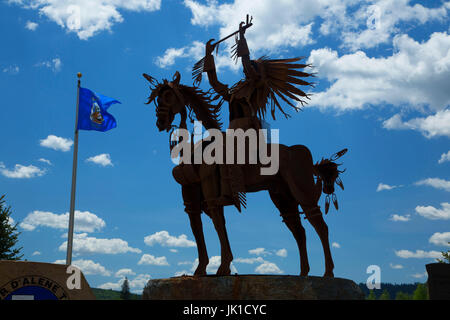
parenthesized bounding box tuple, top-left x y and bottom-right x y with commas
(0, 261, 95, 300)
(143, 275, 364, 300)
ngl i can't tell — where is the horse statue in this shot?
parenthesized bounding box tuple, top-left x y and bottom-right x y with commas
(142, 71, 347, 278)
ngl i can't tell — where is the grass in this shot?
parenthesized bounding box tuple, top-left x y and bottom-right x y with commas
(91, 288, 142, 300)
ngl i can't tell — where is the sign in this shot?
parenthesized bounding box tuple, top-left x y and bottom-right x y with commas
(0, 275, 69, 300)
(0, 261, 95, 300)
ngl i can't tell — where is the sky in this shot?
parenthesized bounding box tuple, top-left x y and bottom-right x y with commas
(0, 0, 449, 294)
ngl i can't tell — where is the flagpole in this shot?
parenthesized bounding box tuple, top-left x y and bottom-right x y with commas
(66, 72, 82, 265)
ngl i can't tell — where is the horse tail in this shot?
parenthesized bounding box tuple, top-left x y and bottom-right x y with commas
(313, 148, 348, 214)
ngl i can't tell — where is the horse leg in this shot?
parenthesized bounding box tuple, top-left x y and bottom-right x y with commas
(208, 205, 233, 275)
(182, 184, 209, 276)
(199, 164, 233, 276)
(269, 190, 309, 276)
(281, 145, 334, 278)
(303, 208, 334, 278)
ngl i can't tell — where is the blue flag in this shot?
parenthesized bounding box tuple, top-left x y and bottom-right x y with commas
(77, 87, 120, 132)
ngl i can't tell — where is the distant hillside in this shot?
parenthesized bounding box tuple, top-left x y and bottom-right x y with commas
(358, 283, 423, 299)
(92, 288, 142, 300)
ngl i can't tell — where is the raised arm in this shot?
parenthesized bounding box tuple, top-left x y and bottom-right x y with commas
(203, 39, 231, 101)
(236, 22, 258, 81)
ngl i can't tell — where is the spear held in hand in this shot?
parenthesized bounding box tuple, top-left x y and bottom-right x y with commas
(192, 15, 253, 85)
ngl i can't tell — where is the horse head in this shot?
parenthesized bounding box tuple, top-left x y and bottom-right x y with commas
(143, 71, 187, 132)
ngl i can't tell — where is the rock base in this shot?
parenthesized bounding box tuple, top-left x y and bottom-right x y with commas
(143, 275, 364, 300)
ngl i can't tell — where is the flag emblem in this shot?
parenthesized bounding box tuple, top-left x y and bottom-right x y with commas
(90, 97, 104, 125)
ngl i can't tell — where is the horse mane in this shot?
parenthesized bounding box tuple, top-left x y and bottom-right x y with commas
(179, 85, 223, 130)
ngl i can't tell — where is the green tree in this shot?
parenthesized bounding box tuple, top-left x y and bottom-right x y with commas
(437, 243, 449, 263)
(367, 290, 376, 300)
(120, 277, 131, 300)
(0, 195, 23, 260)
(412, 283, 429, 300)
(395, 291, 411, 300)
(379, 289, 390, 300)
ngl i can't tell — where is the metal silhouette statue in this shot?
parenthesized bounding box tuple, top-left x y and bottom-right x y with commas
(143, 16, 347, 278)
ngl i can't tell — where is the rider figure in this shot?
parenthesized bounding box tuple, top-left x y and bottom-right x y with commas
(203, 22, 263, 131)
(202, 22, 264, 210)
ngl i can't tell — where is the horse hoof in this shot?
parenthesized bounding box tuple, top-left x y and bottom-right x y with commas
(194, 266, 207, 276)
(323, 271, 334, 278)
(216, 265, 231, 276)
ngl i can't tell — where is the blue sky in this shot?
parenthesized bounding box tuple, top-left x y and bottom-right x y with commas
(0, 0, 449, 293)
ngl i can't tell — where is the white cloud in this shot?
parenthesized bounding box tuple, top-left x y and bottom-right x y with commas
(429, 232, 450, 247)
(38, 158, 52, 165)
(99, 274, 150, 293)
(395, 249, 442, 259)
(249, 247, 271, 256)
(183, 0, 339, 54)
(2, 65, 19, 75)
(155, 47, 186, 69)
(115, 268, 136, 278)
(234, 257, 265, 264)
(166, 0, 324, 72)
(383, 110, 450, 139)
(40, 135, 73, 152)
(307, 32, 450, 112)
(154, 40, 242, 72)
(169, 249, 178, 253)
(11, 0, 161, 40)
(390, 214, 411, 222)
(7, 216, 15, 226)
(86, 153, 113, 167)
(55, 258, 111, 276)
(25, 20, 38, 30)
(36, 58, 62, 72)
(32, 251, 41, 256)
(415, 202, 450, 220)
(255, 262, 283, 274)
(138, 254, 169, 266)
(389, 263, 403, 269)
(98, 280, 122, 291)
(0, 163, 45, 179)
(59, 233, 142, 255)
(411, 272, 427, 279)
(340, 0, 449, 50)
(275, 249, 287, 258)
(376, 183, 399, 192)
(438, 151, 450, 164)
(144, 231, 196, 248)
(20, 210, 105, 232)
(127, 274, 151, 293)
(155, 41, 204, 69)
(415, 178, 450, 192)
(332, 242, 341, 248)
(411, 272, 428, 279)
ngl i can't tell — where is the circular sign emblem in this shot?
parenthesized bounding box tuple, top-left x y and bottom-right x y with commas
(0, 276, 69, 300)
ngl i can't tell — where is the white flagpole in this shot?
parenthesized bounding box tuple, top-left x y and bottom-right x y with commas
(66, 72, 82, 265)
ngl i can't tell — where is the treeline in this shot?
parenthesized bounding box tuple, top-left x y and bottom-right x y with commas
(92, 288, 141, 300)
(358, 283, 428, 300)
